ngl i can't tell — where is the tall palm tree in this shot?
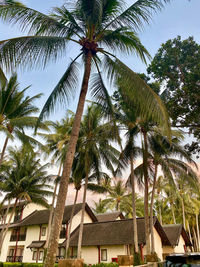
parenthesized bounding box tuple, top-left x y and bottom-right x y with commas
(0, 1, 171, 264)
(0, 74, 48, 166)
(65, 159, 108, 258)
(0, 146, 52, 252)
(39, 114, 74, 249)
(75, 104, 120, 258)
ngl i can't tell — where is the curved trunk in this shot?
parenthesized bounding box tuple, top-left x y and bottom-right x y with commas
(44, 51, 92, 267)
(150, 163, 158, 254)
(142, 130, 150, 254)
(0, 136, 9, 167)
(45, 164, 62, 249)
(196, 213, 200, 251)
(65, 189, 79, 258)
(77, 173, 89, 259)
(0, 198, 18, 254)
(130, 154, 139, 253)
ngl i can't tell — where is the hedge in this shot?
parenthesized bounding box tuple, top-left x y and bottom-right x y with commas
(84, 263, 119, 267)
(0, 263, 58, 267)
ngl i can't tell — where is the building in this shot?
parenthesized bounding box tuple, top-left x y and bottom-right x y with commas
(0, 202, 192, 264)
(0, 202, 96, 263)
(162, 224, 192, 259)
(61, 217, 170, 263)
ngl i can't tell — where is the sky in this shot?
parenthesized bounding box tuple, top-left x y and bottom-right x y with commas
(0, 0, 200, 120)
(0, 0, 200, 204)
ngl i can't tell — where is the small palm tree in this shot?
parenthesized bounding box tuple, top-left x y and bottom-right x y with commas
(93, 199, 108, 214)
(0, 74, 48, 166)
(0, 146, 52, 252)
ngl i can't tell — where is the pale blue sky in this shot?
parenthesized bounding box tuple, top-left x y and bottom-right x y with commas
(0, 0, 200, 122)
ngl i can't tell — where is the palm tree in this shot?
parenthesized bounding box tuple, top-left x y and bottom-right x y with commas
(113, 94, 141, 254)
(0, 74, 48, 166)
(75, 104, 120, 258)
(102, 179, 128, 211)
(0, 1, 171, 264)
(93, 199, 108, 214)
(65, 158, 108, 258)
(0, 146, 52, 252)
(148, 130, 197, 253)
(39, 114, 74, 249)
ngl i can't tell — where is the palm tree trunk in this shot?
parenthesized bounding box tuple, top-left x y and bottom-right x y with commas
(0, 136, 9, 167)
(150, 164, 158, 254)
(130, 155, 139, 253)
(171, 204, 176, 224)
(196, 214, 200, 251)
(77, 172, 89, 259)
(187, 222, 194, 252)
(0, 198, 18, 253)
(45, 164, 62, 249)
(181, 196, 186, 229)
(65, 189, 79, 258)
(158, 194, 162, 225)
(193, 226, 198, 252)
(142, 130, 150, 254)
(44, 51, 92, 267)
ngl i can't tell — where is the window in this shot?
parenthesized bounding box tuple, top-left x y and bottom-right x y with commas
(101, 249, 107, 261)
(41, 227, 46, 236)
(32, 251, 37, 260)
(9, 248, 14, 257)
(39, 251, 44, 261)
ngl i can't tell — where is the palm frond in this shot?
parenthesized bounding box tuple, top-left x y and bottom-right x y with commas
(37, 54, 81, 126)
(0, 36, 69, 71)
(103, 55, 171, 138)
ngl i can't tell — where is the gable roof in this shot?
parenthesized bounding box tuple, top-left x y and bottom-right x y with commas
(96, 211, 125, 222)
(8, 203, 97, 228)
(162, 224, 192, 247)
(61, 217, 170, 247)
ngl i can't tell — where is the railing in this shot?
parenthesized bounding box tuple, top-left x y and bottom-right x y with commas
(10, 234, 26, 242)
(55, 256, 65, 262)
(59, 229, 66, 239)
(6, 256, 23, 262)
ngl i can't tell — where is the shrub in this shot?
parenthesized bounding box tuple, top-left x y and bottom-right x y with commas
(84, 263, 119, 267)
(134, 253, 142, 266)
(4, 263, 22, 267)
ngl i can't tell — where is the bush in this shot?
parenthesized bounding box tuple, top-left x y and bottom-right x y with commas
(3, 263, 58, 267)
(84, 263, 119, 267)
(133, 253, 142, 266)
(4, 263, 22, 267)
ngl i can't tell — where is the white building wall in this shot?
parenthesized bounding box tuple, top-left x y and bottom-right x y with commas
(81, 246, 99, 264)
(153, 227, 163, 261)
(22, 203, 45, 220)
(70, 210, 93, 233)
(0, 229, 12, 262)
(174, 235, 185, 253)
(23, 225, 41, 262)
(100, 245, 126, 263)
